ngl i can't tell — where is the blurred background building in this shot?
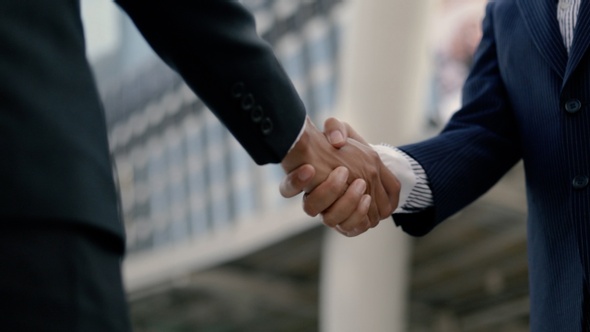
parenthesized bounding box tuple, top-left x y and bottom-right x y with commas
(82, 0, 529, 331)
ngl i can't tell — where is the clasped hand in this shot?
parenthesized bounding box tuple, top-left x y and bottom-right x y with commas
(280, 117, 400, 237)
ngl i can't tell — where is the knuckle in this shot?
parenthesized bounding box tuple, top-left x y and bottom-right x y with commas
(321, 213, 339, 227)
(337, 223, 354, 234)
(379, 203, 393, 219)
(370, 219, 379, 228)
(303, 202, 319, 217)
(335, 225, 348, 237)
(371, 216, 380, 226)
(369, 211, 379, 225)
(326, 180, 344, 195)
(367, 150, 381, 166)
(367, 165, 379, 181)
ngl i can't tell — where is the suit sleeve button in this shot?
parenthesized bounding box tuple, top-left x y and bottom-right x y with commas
(261, 118, 273, 135)
(241, 94, 255, 110)
(572, 175, 589, 189)
(251, 106, 264, 123)
(231, 82, 245, 98)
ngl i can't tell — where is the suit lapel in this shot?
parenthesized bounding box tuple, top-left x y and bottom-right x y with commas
(563, 0, 590, 84)
(517, 0, 568, 79)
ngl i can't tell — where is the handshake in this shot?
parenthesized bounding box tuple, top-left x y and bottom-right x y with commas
(280, 117, 401, 237)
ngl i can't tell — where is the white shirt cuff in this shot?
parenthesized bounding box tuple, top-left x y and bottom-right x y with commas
(371, 144, 433, 214)
(287, 116, 308, 153)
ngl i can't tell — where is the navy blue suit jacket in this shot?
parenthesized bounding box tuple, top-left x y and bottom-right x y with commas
(394, 0, 590, 329)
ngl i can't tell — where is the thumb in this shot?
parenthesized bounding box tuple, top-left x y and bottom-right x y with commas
(324, 117, 369, 147)
(324, 117, 348, 148)
(279, 164, 316, 198)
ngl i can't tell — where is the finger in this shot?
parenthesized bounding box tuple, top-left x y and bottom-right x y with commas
(334, 194, 372, 237)
(320, 178, 367, 227)
(323, 117, 348, 148)
(279, 164, 316, 198)
(367, 194, 380, 227)
(333, 225, 349, 237)
(373, 178, 394, 221)
(324, 118, 368, 148)
(302, 166, 349, 217)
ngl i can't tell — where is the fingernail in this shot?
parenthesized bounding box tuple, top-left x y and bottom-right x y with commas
(351, 179, 367, 195)
(335, 166, 348, 182)
(298, 167, 313, 181)
(329, 130, 344, 145)
(360, 195, 371, 210)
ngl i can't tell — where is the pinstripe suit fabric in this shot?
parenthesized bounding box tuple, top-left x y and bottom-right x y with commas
(393, 0, 590, 330)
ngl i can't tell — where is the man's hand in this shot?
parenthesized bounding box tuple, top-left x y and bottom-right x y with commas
(280, 117, 400, 236)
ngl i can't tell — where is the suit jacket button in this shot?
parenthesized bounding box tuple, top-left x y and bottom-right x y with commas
(565, 99, 582, 113)
(261, 118, 273, 135)
(241, 94, 255, 110)
(231, 82, 245, 98)
(251, 106, 264, 123)
(572, 175, 589, 189)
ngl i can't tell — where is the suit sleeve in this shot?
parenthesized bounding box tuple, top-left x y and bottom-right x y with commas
(392, 3, 522, 236)
(115, 0, 307, 165)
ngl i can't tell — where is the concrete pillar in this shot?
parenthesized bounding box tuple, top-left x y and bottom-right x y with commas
(320, 0, 434, 331)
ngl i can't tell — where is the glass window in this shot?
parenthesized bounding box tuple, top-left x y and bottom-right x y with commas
(184, 113, 209, 236)
(165, 128, 190, 242)
(229, 140, 257, 219)
(204, 114, 232, 229)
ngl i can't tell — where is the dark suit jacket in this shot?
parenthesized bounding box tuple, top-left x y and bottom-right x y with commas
(0, 0, 305, 244)
(394, 0, 590, 330)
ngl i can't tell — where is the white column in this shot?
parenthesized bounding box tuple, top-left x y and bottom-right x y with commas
(320, 1, 434, 331)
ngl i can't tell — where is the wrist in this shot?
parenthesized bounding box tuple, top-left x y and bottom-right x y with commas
(281, 117, 315, 171)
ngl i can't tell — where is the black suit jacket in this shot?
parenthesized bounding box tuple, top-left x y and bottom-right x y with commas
(0, 0, 305, 241)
